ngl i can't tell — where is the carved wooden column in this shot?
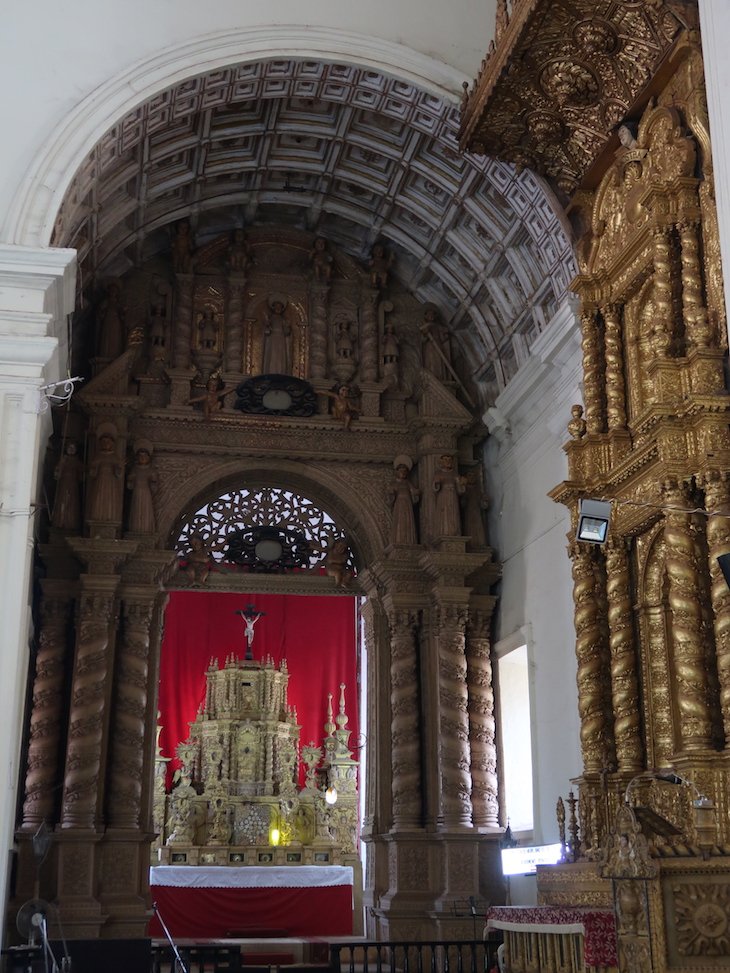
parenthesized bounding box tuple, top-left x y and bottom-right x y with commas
(700, 471, 730, 746)
(603, 303, 627, 431)
(662, 477, 714, 751)
(20, 581, 73, 829)
(309, 282, 330, 380)
(387, 608, 422, 830)
(569, 540, 610, 773)
(172, 273, 194, 368)
(60, 579, 119, 829)
(651, 226, 673, 357)
(437, 605, 472, 828)
(605, 537, 643, 772)
(466, 604, 499, 828)
(360, 290, 379, 384)
(678, 219, 711, 348)
(106, 591, 156, 828)
(580, 307, 605, 434)
(224, 279, 245, 375)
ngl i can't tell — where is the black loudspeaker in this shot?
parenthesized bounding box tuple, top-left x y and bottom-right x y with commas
(718, 553, 730, 589)
(55, 938, 151, 973)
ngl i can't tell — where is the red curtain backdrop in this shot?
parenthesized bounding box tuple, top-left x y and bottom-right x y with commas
(158, 591, 358, 787)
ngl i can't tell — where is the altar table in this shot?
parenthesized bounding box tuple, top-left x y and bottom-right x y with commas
(486, 906, 618, 973)
(149, 865, 354, 939)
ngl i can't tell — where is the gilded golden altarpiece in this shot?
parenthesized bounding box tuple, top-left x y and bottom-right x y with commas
(12, 225, 501, 942)
(464, 2, 730, 970)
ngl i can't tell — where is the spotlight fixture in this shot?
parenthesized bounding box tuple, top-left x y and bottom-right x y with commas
(576, 498, 611, 545)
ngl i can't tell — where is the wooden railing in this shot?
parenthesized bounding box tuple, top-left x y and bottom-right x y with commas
(150, 939, 502, 973)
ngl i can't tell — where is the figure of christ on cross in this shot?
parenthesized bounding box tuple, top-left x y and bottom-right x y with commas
(235, 604, 266, 660)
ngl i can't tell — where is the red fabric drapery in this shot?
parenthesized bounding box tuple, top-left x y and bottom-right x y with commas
(158, 591, 358, 787)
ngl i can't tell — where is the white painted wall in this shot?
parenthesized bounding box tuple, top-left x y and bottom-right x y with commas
(484, 297, 584, 905)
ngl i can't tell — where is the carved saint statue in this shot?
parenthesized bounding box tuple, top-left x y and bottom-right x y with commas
(197, 309, 220, 351)
(388, 456, 419, 546)
(335, 321, 354, 360)
(433, 454, 465, 537)
(461, 468, 489, 549)
(52, 440, 84, 531)
(421, 307, 452, 381)
(126, 441, 158, 533)
(369, 243, 392, 289)
(97, 281, 125, 360)
(262, 300, 292, 374)
(227, 228, 251, 273)
(87, 424, 123, 524)
(310, 236, 333, 281)
(172, 220, 195, 274)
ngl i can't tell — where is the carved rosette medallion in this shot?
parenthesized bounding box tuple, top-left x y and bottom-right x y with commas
(673, 882, 730, 957)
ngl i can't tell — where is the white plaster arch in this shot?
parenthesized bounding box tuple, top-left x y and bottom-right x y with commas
(3, 26, 466, 250)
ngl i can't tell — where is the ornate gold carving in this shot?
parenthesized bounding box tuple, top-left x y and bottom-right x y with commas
(701, 471, 730, 747)
(459, 1, 695, 196)
(605, 538, 642, 772)
(603, 304, 627, 430)
(580, 308, 604, 434)
(673, 882, 730, 957)
(662, 477, 713, 750)
(569, 542, 609, 772)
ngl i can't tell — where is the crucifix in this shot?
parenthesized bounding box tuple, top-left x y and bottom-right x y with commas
(235, 603, 266, 660)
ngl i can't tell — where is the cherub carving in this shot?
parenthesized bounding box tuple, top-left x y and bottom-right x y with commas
(189, 374, 236, 419)
(326, 384, 359, 430)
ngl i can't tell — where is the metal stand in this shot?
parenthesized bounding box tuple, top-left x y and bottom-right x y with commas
(153, 902, 189, 973)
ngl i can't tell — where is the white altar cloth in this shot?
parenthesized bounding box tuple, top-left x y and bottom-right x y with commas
(150, 864, 354, 889)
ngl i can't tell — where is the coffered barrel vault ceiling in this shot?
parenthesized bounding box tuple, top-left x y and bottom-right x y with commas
(52, 60, 576, 399)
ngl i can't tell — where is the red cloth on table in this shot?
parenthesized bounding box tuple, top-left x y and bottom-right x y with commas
(148, 884, 352, 938)
(158, 591, 358, 787)
(485, 905, 618, 968)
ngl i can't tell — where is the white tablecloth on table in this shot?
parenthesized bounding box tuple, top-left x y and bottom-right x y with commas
(150, 864, 353, 889)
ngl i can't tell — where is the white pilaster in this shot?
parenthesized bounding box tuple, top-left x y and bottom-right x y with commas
(699, 0, 730, 339)
(0, 245, 76, 936)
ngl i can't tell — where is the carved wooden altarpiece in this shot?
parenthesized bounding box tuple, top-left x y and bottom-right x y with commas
(13, 225, 501, 943)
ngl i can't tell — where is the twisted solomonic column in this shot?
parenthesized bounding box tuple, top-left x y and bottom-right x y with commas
(437, 605, 472, 828)
(580, 307, 605, 434)
(20, 586, 72, 829)
(569, 540, 610, 773)
(172, 274, 194, 368)
(700, 471, 730, 747)
(388, 608, 422, 829)
(678, 219, 711, 349)
(360, 290, 379, 383)
(466, 610, 499, 828)
(651, 226, 673, 358)
(604, 536, 643, 772)
(662, 478, 713, 751)
(224, 280, 245, 374)
(602, 303, 627, 431)
(61, 586, 117, 828)
(107, 595, 156, 828)
(309, 282, 330, 380)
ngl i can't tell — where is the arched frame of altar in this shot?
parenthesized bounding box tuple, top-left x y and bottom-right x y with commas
(15, 226, 502, 941)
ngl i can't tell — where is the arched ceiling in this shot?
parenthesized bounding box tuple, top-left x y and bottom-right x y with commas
(53, 59, 576, 400)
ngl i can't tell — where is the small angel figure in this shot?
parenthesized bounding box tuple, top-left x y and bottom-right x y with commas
(310, 236, 333, 281)
(369, 243, 392, 289)
(183, 532, 213, 585)
(189, 374, 236, 419)
(323, 537, 353, 587)
(326, 384, 359, 430)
